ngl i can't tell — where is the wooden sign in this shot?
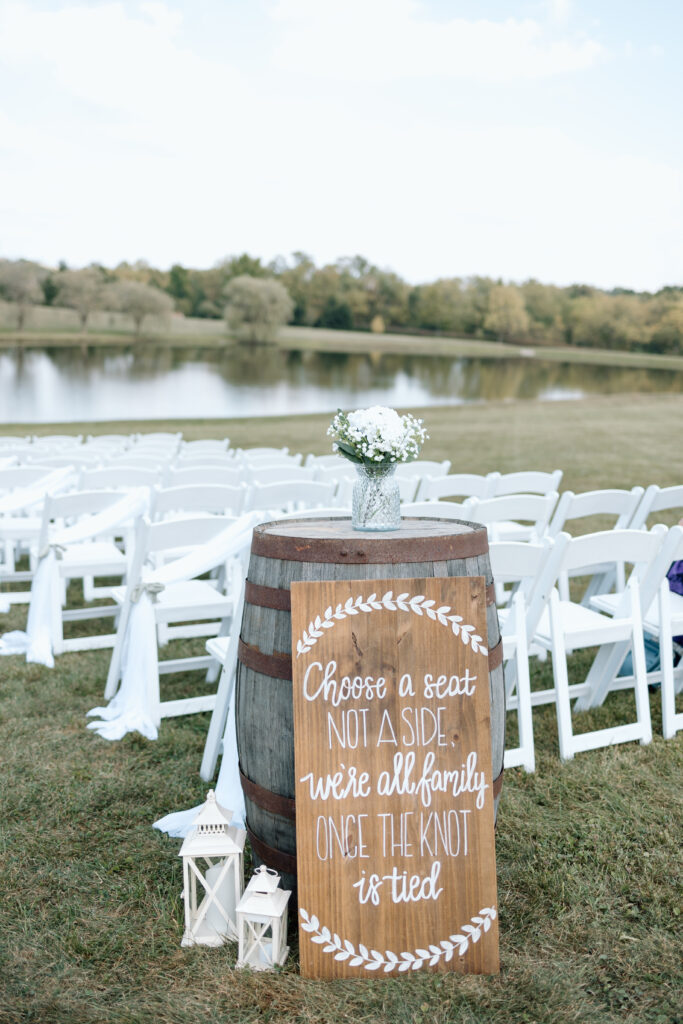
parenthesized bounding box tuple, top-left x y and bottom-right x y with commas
(291, 576, 499, 979)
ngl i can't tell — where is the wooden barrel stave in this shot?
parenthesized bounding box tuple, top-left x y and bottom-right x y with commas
(236, 518, 504, 892)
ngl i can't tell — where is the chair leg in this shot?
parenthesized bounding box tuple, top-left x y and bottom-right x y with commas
(549, 588, 575, 761)
(514, 598, 535, 773)
(627, 579, 652, 746)
(659, 580, 681, 740)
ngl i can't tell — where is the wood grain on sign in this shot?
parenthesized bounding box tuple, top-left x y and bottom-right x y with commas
(291, 576, 499, 980)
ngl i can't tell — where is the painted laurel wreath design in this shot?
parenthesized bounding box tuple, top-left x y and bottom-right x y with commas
(295, 591, 488, 658)
(299, 906, 496, 972)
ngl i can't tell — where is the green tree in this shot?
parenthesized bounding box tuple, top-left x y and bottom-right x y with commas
(223, 276, 293, 344)
(106, 280, 174, 338)
(0, 259, 46, 330)
(316, 296, 353, 330)
(484, 285, 529, 342)
(55, 267, 106, 330)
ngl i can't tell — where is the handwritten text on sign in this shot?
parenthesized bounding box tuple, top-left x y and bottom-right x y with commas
(291, 577, 500, 979)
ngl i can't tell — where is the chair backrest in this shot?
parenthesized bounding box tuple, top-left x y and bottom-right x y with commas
(141, 514, 241, 558)
(491, 470, 563, 497)
(237, 446, 290, 461)
(0, 466, 64, 493)
(559, 525, 668, 579)
(151, 484, 247, 519)
(489, 533, 570, 641)
(134, 432, 182, 444)
(174, 453, 237, 468)
(164, 465, 245, 488)
(80, 466, 161, 489)
(394, 459, 451, 480)
(180, 438, 230, 454)
(304, 453, 343, 469)
(418, 472, 498, 502)
(470, 492, 559, 540)
(86, 434, 131, 446)
(247, 464, 316, 485)
(547, 487, 645, 538)
(401, 500, 473, 520)
(109, 454, 168, 470)
(630, 484, 683, 530)
(25, 453, 102, 469)
(0, 436, 32, 447)
(313, 464, 355, 486)
(241, 454, 304, 471)
(39, 489, 140, 550)
(33, 434, 83, 446)
(246, 480, 335, 513)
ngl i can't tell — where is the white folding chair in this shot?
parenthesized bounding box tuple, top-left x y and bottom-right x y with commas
(401, 500, 474, 520)
(395, 460, 451, 501)
(416, 472, 499, 503)
(236, 447, 295, 463)
(304, 454, 343, 470)
(245, 480, 335, 514)
(174, 453, 238, 469)
(80, 466, 161, 490)
(164, 465, 245, 488)
(532, 527, 668, 760)
(180, 438, 231, 455)
(151, 484, 248, 521)
(547, 487, 645, 602)
(490, 535, 570, 772)
(656, 571, 683, 739)
(35, 489, 145, 656)
(584, 525, 683, 739)
(247, 464, 316, 485)
(630, 484, 683, 530)
(469, 492, 558, 543)
(0, 467, 77, 598)
(490, 470, 563, 497)
(108, 454, 168, 471)
(33, 434, 83, 447)
(103, 515, 251, 718)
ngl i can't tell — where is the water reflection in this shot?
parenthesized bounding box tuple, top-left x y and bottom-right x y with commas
(1, 345, 682, 424)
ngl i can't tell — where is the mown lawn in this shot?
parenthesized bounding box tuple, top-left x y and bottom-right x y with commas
(1, 394, 682, 1024)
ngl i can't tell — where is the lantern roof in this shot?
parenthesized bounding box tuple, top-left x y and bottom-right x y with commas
(236, 886, 291, 920)
(247, 865, 281, 895)
(178, 791, 246, 858)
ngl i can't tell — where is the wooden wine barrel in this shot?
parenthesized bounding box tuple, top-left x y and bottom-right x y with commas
(235, 516, 504, 893)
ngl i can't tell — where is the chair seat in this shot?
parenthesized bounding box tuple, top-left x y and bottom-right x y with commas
(642, 591, 683, 634)
(536, 599, 634, 649)
(59, 541, 127, 575)
(206, 635, 230, 662)
(113, 579, 232, 622)
(0, 516, 42, 540)
(489, 521, 535, 542)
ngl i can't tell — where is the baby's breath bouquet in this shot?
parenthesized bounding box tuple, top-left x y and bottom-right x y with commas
(328, 406, 429, 531)
(327, 406, 428, 467)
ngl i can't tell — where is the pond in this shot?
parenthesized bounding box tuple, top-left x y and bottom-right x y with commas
(1, 345, 682, 423)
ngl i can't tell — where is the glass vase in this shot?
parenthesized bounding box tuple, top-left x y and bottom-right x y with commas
(351, 463, 401, 532)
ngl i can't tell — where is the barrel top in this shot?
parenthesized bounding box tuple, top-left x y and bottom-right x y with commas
(251, 516, 489, 563)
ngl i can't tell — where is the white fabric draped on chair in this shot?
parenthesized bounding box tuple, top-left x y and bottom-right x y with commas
(87, 513, 259, 743)
(0, 488, 147, 666)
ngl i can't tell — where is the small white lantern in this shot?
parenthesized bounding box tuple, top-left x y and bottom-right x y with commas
(236, 865, 291, 970)
(179, 790, 246, 947)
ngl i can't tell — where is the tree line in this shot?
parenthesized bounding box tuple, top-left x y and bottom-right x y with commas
(1, 254, 682, 354)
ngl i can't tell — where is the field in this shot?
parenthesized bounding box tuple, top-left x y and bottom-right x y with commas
(1, 395, 682, 1024)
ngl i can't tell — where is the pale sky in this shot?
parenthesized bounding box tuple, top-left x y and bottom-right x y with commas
(0, 0, 681, 290)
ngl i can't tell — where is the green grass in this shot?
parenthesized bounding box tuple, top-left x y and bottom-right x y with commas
(1, 395, 682, 1023)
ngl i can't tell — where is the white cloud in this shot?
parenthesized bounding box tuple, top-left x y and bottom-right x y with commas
(270, 0, 605, 83)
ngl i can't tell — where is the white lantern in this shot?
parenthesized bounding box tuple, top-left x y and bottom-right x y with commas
(236, 865, 291, 970)
(179, 790, 246, 947)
